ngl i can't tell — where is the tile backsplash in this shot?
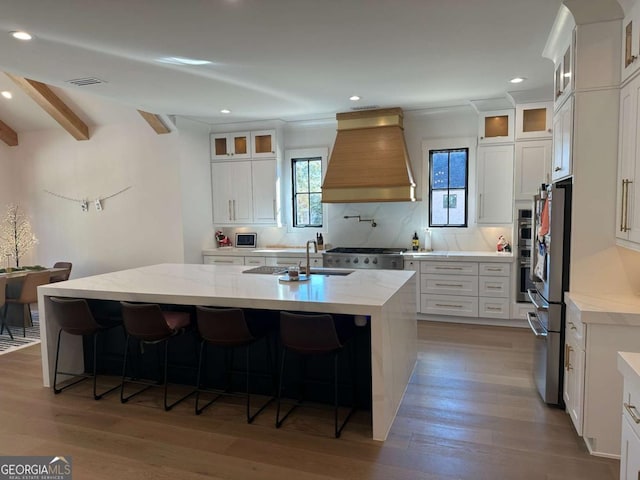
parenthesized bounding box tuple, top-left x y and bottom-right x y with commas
(216, 201, 512, 252)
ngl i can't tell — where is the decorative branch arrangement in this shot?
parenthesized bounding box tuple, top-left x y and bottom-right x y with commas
(0, 204, 38, 268)
(44, 186, 132, 212)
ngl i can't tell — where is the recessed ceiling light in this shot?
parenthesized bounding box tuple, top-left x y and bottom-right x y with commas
(1, 91, 12, 99)
(220, 109, 231, 114)
(11, 31, 32, 41)
(349, 95, 361, 101)
(156, 56, 212, 66)
(509, 77, 526, 84)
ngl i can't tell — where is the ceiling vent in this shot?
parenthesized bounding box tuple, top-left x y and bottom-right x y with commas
(65, 77, 106, 87)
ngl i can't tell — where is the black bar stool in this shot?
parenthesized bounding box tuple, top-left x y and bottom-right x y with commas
(194, 306, 276, 423)
(120, 302, 195, 411)
(276, 311, 357, 438)
(0, 277, 11, 340)
(49, 297, 122, 399)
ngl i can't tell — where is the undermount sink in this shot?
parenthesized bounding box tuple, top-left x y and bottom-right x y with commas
(243, 266, 353, 276)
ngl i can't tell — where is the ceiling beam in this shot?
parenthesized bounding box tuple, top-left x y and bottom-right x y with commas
(0, 118, 18, 146)
(5, 73, 90, 141)
(138, 110, 171, 134)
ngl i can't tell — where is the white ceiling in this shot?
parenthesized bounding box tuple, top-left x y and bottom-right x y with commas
(0, 0, 562, 130)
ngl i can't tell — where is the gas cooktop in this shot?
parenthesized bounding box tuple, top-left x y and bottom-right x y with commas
(325, 247, 407, 254)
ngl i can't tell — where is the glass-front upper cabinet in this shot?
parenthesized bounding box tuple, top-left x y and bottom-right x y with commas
(210, 132, 251, 161)
(251, 130, 276, 158)
(622, 2, 640, 82)
(555, 39, 574, 108)
(478, 109, 515, 145)
(515, 102, 553, 140)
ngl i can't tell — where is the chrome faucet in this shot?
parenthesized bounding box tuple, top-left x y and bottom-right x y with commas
(306, 240, 317, 276)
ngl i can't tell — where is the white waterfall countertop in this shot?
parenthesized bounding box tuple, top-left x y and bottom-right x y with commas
(566, 291, 640, 326)
(37, 263, 417, 441)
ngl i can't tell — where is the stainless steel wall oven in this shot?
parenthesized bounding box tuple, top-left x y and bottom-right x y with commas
(516, 208, 534, 302)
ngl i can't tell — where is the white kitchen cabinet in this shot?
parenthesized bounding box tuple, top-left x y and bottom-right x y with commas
(514, 140, 551, 200)
(211, 161, 253, 224)
(265, 256, 320, 268)
(622, 2, 640, 83)
(551, 97, 573, 182)
(478, 109, 515, 144)
(478, 297, 510, 319)
(554, 40, 574, 109)
(477, 144, 514, 224)
(210, 131, 251, 160)
(251, 159, 278, 224)
(251, 130, 277, 158)
(563, 294, 640, 457)
(203, 255, 245, 265)
(617, 75, 640, 246)
(620, 418, 640, 480)
(515, 102, 553, 140)
(244, 256, 266, 266)
(421, 274, 478, 297)
(563, 304, 585, 436)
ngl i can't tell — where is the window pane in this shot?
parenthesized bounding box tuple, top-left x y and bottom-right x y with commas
(429, 148, 468, 227)
(309, 193, 322, 225)
(308, 159, 322, 192)
(296, 195, 310, 225)
(295, 161, 309, 193)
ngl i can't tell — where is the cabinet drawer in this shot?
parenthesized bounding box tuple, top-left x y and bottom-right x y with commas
(421, 294, 478, 317)
(421, 261, 478, 275)
(565, 301, 585, 350)
(479, 276, 509, 298)
(421, 274, 478, 296)
(479, 297, 510, 319)
(244, 256, 266, 266)
(203, 255, 244, 265)
(623, 378, 640, 440)
(479, 262, 510, 276)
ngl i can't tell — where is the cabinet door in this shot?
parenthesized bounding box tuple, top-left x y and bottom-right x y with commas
(515, 140, 551, 200)
(622, 5, 640, 83)
(244, 256, 266, 266)
(515, 103, 553, 140)
(620, 417, 640, 480)
(563, 337, 585, 436)
(211, 161, 252, 224)
(477, 145, 514, 224)
(210, 132, 251, 160)
(478, 109, 515, 144)
(555, 41, 574, 109)
(617, 80, 637, 241)
(251, 160, 277, 224)
(251, 130, 276, 158)
(552, 98, 573, 182)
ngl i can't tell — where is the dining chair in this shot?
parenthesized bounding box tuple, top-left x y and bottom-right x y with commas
(50, 262, 72, 283)
(0, 276, 12, 340)
(5, 270, 51, 337)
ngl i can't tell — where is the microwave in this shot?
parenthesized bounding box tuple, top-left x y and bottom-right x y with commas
(235, 232, 257, 248)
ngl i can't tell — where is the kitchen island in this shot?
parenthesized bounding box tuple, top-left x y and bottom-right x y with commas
(37, 263, 416, 441)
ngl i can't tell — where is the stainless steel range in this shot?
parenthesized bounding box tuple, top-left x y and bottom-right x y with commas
(322, 247, 406, 270)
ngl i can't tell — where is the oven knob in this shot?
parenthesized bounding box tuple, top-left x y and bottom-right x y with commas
(326, 259, 332, 265)
(364, 258, 370, 264)
(345, 259, 350, 263)
(353, 258, 359, 264)
(372, 258, 378, 264)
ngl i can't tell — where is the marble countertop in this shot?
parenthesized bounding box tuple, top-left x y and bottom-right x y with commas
(202, 248, 514, 262)
(39, 263, 415, 315)
(618, 352, 640, 386)
(566, 291, 640, 326)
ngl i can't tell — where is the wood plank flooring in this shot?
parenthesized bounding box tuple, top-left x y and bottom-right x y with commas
(0, 321, 619, 479)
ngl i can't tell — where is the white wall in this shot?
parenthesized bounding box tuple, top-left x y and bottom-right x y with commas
(8, 121, 185, 277)
(176, 117, 214, 264)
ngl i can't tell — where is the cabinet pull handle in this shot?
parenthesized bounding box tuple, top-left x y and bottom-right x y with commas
(435, 283, 463, 288)
(567, 321, 577, 330)
(435, 303, 463, 308)
(479, 193, 483, 219)
(486, 285, 501, 289)
(565, 345, 573, 370)
(624, 402, 640, 423)
(486, 268, 501, 272)
(273, 200, 276, 218)
(621, 179, 627, 232)
(228, 200, 232, 221)
(232, 200, 236, 220)
(435, 266, 463, 271)
(486, 306, 501, 311)
(624, 179, 633, 232)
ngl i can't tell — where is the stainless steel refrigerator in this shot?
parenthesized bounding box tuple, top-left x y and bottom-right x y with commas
(527, 180, 572, 406)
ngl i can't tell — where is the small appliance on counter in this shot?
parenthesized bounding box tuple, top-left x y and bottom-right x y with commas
(235, 232, 257, 248)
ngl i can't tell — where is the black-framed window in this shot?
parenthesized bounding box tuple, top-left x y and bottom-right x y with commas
(429, 148, 468, 227)
(292, 157, 322, 227)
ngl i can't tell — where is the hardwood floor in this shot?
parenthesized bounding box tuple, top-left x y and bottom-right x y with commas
(0, 321, 619, 479)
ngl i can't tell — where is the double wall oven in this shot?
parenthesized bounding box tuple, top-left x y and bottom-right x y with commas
(516, 208, 534, 302)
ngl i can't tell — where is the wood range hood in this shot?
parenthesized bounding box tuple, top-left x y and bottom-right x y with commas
(321, 107, 416, 203)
